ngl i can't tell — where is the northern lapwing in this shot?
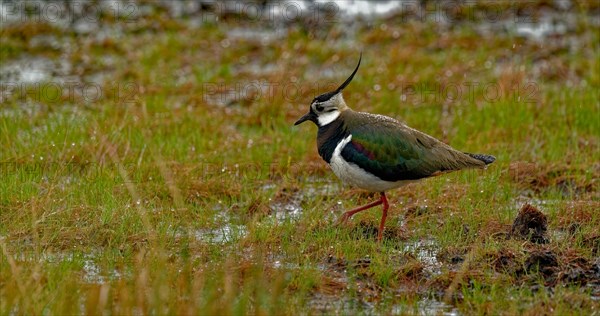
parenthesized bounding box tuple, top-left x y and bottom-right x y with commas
(294, 54, 495, 241)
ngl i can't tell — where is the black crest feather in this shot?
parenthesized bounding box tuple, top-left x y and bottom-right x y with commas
(313, 53, 362, 103)
(335, 52, 362, 93)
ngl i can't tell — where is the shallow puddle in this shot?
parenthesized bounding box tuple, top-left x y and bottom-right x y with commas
(309, 293, 374, 315)
(12, 251, 122, 284)
(270, 198, 303, 222)
(227, 28, 285, 44)
(327, 0, 403, 17)
(82, 253, 121, 284)
(392, 297, 459, 316)
(304, 181, 342, 198)
(0, 56, 58, 84)
(403, 239, 442, 275)
(194, 223, 248, 244)
(514, 20, 567, 41)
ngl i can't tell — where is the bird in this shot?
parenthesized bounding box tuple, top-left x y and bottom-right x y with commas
(294, 54, 496, 242)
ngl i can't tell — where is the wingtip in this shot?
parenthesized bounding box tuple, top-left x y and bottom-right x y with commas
(484, 155, 496, 164)
(467, 153, 496, 165)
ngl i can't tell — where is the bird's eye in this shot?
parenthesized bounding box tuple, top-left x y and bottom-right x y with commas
(316, 104, 324, 112)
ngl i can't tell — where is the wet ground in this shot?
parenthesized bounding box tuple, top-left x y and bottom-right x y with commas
(2, 0, 599, 314)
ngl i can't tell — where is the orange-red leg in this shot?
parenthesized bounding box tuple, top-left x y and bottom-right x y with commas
(377, 192, 389, 242)
(338, 198, 382, 224)
(338, 192, 389, 242)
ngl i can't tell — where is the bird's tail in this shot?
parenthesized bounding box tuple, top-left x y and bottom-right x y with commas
(466, 153, 496, 165)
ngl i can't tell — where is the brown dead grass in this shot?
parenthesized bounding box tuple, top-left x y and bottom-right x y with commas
(288, 159, 330, 178)
(186, 178, 242, 203)
(480, 219, 512, 240)
(556, 200, 600, 229)
(508, 162, 598, 197)
(316, 274, 347, 295)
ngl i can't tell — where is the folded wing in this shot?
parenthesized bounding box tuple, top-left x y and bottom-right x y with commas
(340, 114, 485, 182)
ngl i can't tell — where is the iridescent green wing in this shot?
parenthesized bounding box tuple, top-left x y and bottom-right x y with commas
(340, 116, 446, 181)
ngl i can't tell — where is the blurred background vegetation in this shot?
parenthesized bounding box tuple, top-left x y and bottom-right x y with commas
(1, 0, 599, 314)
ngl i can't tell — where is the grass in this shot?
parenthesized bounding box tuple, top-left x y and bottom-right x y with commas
(1, 1, 599, 315)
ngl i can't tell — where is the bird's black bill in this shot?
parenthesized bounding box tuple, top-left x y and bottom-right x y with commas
(294, 112, 316, 125)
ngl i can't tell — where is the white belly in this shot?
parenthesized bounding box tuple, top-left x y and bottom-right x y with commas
(329, 135, 415, 192)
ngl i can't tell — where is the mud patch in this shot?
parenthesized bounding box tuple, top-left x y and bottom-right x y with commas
(489, 248, 522, 274)
(524, 250, 558, 277)
(438, 246, 469, 266)
(560, 257, 600, 288)
(324, 255, 373, 274)
(306, 255, 376, 313)
(510, 204, 548, 244)
(521, 249, 600, 293)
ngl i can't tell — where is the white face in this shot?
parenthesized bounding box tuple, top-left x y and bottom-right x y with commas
(311, 93, 343, 127)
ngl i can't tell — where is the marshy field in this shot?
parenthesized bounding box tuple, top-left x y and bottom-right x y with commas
(1, 1, 599, 314)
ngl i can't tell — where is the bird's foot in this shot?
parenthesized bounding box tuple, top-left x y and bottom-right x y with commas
(336, 211, 353, 226)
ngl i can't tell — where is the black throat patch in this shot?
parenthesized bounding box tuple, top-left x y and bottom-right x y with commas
(316, 117, 347, 163)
